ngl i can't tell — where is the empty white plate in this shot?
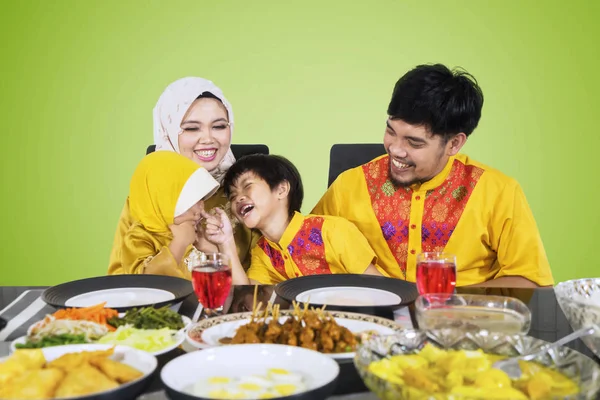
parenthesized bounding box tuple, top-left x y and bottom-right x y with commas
(65, 288, 175, 308)
(295, 286, 401, 307)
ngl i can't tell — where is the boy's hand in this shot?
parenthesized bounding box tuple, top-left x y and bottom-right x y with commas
(168, 220, 197, 247)
(200, 208, 235, 246)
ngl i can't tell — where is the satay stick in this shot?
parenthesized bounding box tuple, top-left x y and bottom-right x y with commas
(263, 302, 271, 320)
(252, 284, 258, 313)
(252, 301, 263, 322)
(301, 300, 310, 319)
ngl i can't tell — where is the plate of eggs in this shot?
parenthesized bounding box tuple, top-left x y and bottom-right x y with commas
(161, 343, 340, 400)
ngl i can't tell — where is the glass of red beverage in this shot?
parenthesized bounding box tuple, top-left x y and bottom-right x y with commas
(416, 252, 457, 295)
(191, 253, 232, 319)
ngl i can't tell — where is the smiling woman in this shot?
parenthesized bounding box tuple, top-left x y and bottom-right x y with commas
(107, 78, 261, 276)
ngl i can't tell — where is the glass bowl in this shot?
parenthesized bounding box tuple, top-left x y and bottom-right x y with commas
(414, 293, 531, 334)
(555, 278, 600, 358)
(354, 330, 600, 400)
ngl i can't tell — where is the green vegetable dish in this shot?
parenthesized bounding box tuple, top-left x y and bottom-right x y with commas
(108, 306, 185, 330)
(15, 334, 88, 349)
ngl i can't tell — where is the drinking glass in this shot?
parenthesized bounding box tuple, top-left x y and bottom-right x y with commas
(416, 252, 457, 295)
(191, 253, 232, 318)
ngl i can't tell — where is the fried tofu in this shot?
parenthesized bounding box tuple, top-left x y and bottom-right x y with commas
(0, 349, 45, 386)
(89, 357, 143, 383)
(54, 362, 119, 397)
(0, 368, 64, 399)
(0, 347, 143, 399)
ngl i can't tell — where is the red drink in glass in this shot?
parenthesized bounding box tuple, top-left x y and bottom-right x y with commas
(192, 265, 232, 309)
(416, 252, 457, 295)
(416, 261, 456, 295)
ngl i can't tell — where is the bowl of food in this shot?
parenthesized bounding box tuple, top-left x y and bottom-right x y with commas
(185, 301, 401, 360)
(354, 330, 600, 400)
(555, 278, 600, 358)
(161, 343, 340, 400)
(0, 344, 157, 399)
(10, 303, 190, 356)
(414, 294, 532, 334)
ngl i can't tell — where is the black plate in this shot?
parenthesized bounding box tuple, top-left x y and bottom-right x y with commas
(42, 275, 193, 312)
(275, 274, 418, 316)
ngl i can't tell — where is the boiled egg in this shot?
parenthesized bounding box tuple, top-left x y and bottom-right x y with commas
(266, 368, 304, 385)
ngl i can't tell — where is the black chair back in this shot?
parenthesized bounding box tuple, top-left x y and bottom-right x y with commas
(328, 143, 386, 187)
(146, 144, 269, 159)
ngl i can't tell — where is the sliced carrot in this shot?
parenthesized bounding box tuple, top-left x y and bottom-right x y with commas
(51, 303, 119, 331)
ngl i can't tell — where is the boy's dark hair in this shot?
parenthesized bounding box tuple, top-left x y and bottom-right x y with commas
(223, 154, 304, 217)
(387, 64, 484, 141)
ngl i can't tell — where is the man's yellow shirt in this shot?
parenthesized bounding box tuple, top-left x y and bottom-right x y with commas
(312, 154, 554, 286)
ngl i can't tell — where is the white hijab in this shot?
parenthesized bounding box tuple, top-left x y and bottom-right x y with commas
(153, 77, 236, 183)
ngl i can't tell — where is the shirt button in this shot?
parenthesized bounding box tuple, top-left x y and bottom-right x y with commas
(415, 196, 421, 200)
(410, 249, 416, 255)
(410, 224, 416, 229)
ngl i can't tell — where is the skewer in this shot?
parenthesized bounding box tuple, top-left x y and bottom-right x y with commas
(262, 302, 271, 320)
(301, 299, 310, 319)
(252, 284, 258, 314)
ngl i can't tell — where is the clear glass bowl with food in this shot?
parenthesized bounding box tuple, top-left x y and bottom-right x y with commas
(414, 293, 532, 334)
(354, 330, 600, 400)
(555, 278, 600, 358)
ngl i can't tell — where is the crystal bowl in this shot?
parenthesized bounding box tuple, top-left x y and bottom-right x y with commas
(354, 330, 600, 400)
(415, 293, 532, 334)
(555, 278, 600, 358)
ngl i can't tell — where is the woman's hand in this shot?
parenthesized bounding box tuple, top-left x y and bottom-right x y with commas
(168, 220, 197, 247)
(168, 220, 197, 263)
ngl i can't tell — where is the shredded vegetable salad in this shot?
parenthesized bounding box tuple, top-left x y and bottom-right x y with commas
(97, 326, 177, 352)
(21, 303, 183, 352)
(52, 302, 118, 331)
(29, 318, 109, 342)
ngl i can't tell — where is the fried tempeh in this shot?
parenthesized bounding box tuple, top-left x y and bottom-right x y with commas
(54, 362, 119, 397)
(89, 357, 143, 383)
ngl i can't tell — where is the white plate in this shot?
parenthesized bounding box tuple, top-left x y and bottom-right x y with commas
(197, 314, 397, 360)
(12, 316, 191, 356)
(2, 344, 157, 400)
(161, 343, 339, 398)
(64, 287, 176, 308)
(295, 286, 402, 306)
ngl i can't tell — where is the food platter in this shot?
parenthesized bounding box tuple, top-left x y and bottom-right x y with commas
(8, 303, 191, 356)
(186, 289, 402, 361)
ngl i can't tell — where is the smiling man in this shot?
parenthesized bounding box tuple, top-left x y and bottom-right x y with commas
(312, 64, 554, 287)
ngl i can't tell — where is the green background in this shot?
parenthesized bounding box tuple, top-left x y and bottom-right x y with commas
(0, 1, 598, 285)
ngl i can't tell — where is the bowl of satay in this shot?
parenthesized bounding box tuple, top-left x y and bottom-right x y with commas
(354, 329, 600, 400)
(185, 287, 403, 361)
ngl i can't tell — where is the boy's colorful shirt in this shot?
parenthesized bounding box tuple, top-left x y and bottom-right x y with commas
(312, 153, 554, 286)
(247, 212, 377, 284)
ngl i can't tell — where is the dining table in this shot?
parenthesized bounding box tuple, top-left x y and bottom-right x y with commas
(0, 283, 598, 400)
